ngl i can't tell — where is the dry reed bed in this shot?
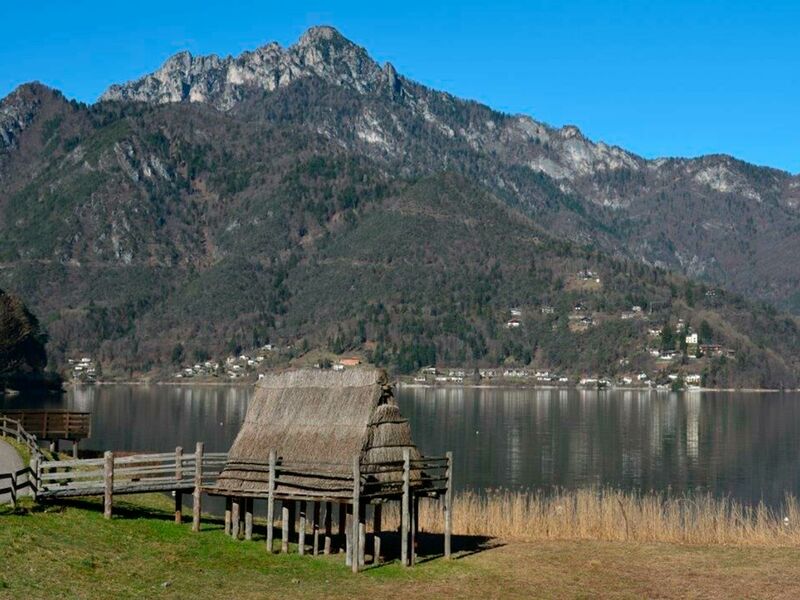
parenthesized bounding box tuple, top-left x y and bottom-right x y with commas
(383, 488, 800, 547)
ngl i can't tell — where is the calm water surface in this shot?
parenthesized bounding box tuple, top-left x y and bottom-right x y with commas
(3, 384, 799, 506)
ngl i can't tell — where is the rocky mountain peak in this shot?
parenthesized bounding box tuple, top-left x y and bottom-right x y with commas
(99, 26, 383, 109)
(0, 82, 61, 151)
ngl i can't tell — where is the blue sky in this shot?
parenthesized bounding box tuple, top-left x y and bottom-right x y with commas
(2, 1, 797, 173)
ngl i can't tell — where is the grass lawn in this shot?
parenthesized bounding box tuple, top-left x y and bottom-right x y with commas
(2, 495, 800, 599)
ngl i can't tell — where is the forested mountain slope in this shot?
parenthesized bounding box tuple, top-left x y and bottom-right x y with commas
(0, 26, 798, 387)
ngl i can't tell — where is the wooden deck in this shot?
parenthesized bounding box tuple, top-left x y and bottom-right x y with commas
(0, 410, 91, 441)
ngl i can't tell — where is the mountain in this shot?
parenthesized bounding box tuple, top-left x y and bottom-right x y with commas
(0, 26, 799, 387)
(98, 26, 800, 311)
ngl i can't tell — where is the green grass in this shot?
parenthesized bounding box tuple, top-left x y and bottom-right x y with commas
(0, 495, 466, 600)
(3, 494, 800, 599)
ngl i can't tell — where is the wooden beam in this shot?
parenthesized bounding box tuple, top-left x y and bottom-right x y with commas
(192, 442, 204, 532)
(266, 450, 276, 552)
(444, 450, 453, 559)
(401, 448, 410, 567)
(103, 451, 113, 520)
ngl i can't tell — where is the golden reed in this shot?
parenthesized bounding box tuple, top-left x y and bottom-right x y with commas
(383, 488, 800, 546)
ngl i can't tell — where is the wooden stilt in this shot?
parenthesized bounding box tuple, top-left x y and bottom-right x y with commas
(411, 494, 418, 566)
(345, 505, 353, 566)
(298, 502, 307, 555)
(103, 451, 114, 520)
(281, 503, 289, 554)
(352, 455, 361, 573)
(444, 450, 453, 559)
(231, 498, 241, 539)
(72, 440, 79, 459)
(401, 448, 410, 566)
(266, 450, 276, 552)
(323, 502, 332, 555)
(49, 439, 56, 453)
(245, 498, 254, 541)
(288, 501, 296, 542)
(224, 497, 232, 535)
(338, 502, 347, 553)
(312, 502, 320, 556)
(372, 504, 382, 564)
(358, 503, 366, 568)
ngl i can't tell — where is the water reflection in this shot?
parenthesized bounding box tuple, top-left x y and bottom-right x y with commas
(3, 384, 799, 506)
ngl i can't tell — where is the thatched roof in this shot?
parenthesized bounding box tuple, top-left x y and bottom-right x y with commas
(215, 367, 422, 497)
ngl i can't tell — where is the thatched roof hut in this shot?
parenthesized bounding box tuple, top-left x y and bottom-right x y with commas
(214, 367, 423, 498)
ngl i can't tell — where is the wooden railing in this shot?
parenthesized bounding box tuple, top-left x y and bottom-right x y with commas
(0, 415, 43, 461)
(0, 410, 91, 440)
(37, 448, 227, 499)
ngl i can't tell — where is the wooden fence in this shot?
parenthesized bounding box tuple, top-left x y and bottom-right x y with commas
(0, 414, 43, 460)
(0, 466, 36, 508)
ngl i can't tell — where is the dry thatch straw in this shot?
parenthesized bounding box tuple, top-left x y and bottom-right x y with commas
(216, 367, 422, 496)
(379, 488, 800, 547)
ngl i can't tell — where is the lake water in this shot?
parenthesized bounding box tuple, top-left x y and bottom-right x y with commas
(3, 384, 799, 506)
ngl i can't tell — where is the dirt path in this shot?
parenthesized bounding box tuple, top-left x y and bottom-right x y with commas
(0, 438, 24, 504)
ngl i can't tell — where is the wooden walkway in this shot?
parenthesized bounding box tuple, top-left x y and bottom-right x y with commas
(0, 410, 90, 456)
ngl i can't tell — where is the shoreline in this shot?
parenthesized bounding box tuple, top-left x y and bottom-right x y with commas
(60, 378, 796, 394)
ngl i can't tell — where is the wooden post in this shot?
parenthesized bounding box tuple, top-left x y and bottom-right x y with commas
(231, 499, 241, 539)
(401, 448, 410, 566)
(29, 455, 39, 499)
(103, 451, 113, 520)
(358, 504, 366, 568)
(352, 455, 360, 574)
(345, 505, 352, 566)
(411, 494, 418, 566)
(174, 446, 183, 524)
(281, 502, 289, 554)
(298, 502, 306, 555)
(49, 439, 56, 454)
(224, 497, 232, 536)
(71, 440, 79, 459)
(323, 502, 332, 555)
(245, 497, 254, 541)
(192, 442, 203, 532)
(266, 450, 276, 552)
(288, 501, 296, 542)
(444, 451, 453, 559)
(312, 502, 320, 555)
(372, 504, 382, 564)
(338, 502, 347, 553)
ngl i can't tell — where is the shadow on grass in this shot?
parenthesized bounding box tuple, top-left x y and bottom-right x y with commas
(38, 496, 227, 528)
(29, 497, 499, 569)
